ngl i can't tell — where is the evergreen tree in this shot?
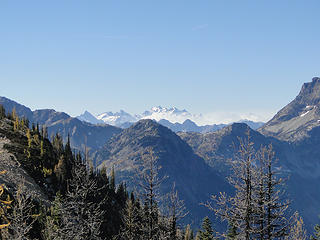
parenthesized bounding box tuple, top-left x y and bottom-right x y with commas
(225, 220, 237, 240)
(311, 223, 320, 240)
(0, 105, 5, 119)
(26, 129, 32, 148)
(119, 193, 143, 240)
(55, 155, 104, 240)
(195, 232, 201, 240)
(52, 133, 64, 157)
(42, 192, 64, 240)
(135, 148, 165, 240)
(210, 133, 290, 240)
(198, 217, 215, 240)
(184, 225, 194, 240)
(163, 183, 188, 240)
(260, 145, 289, 239)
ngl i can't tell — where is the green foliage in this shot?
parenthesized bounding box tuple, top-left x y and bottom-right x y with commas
(184, 224, 194, 240)
(0, 105, 5, 119)
(311, 224, 320, 240)
(198, 217, 215, 240)
(225, 220, 237, 239)
(41, 192, 63, 240)
(26, 129, 32, 148)
(40, 140, 44, 156)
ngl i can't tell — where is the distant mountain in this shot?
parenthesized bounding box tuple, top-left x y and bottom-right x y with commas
(178, 123, 289, 174)
(158, 119, 264, 133)
(0, 97, 33, 120)
(158, 119, 226, 133)
(77, 111, 104, 125)
(77, 106, 264, 134)
(0, 97, 122, 152)
(4, 77, 320, 232)
(96, 110, 137, 126)
(94, 119, 230, 227)
(259, 77, 320, 142)
(237, 119, 264, 130)
(140, 106, 194, 123)
(178, 122, 320, 232)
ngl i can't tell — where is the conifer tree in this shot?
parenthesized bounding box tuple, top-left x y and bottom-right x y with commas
(54, 155, 67, 186)
(42, 192, 64, 240)
(184, 224, 194, 240)
(211, 134, 256, 240)
(135, 148, 165, 240)
(195, 232, 201, 240)
(40, 140, 44, 157)
(55, 155, 104, 240)
(311, 223, 320, 240)
(285, 212, 307, 240)
(0, 105, 5, 119)
(225, 220, 237, 240)
(209, 133, 290, 240)
(52, 133, 64, 157)
(11, 108, 17, 121)
(163, 183, 188, 240)
(259, 145, 289, 239)
(198, 217, 215, 240)
(26, 129, 32, 148)
(119, 193, 143, 240)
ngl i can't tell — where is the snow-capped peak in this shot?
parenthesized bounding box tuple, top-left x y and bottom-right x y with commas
(96, 110, 137, 126)
(140, 106, 194, 123)
(76, 111, 104, 124)
(81, 106, 267, 128)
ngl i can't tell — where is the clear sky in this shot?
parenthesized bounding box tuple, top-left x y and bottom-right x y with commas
(1, 1, 320, 123)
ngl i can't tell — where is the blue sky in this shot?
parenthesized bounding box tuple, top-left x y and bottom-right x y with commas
(1, 1, 320, 123)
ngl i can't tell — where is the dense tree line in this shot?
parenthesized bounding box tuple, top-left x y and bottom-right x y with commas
(0, 106, 320, 239)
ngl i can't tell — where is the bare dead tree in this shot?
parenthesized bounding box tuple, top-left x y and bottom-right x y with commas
(285, 211, 307, 240)
(208, 134, 257, 240)
(207, 133, 291, 240)
(48, 156, 104, 240)
(0, 170, 12, 237)
(161, 183, 188, 240)
(2, 177, 38, 240)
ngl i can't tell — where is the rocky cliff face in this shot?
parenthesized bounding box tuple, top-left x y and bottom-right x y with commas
(0, 117, 49, 205)
(259, 77, 320, 142)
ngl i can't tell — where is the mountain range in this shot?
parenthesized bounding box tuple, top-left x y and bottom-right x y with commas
(77, 106, 265, 133)
(0, 97, 121, 152)
(1, 77, 320, 232)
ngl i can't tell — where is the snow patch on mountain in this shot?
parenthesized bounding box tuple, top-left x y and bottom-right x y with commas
(77, 106, 269, 128)
(140, 106, 198, 124)
(77, 111, 104, 124)
(96, 110, 137, 126)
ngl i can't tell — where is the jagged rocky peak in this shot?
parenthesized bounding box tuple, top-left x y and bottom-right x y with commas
(77, 110, 104, 124)
(298, 77, 320, 105)
(259, 77, 320, 141)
